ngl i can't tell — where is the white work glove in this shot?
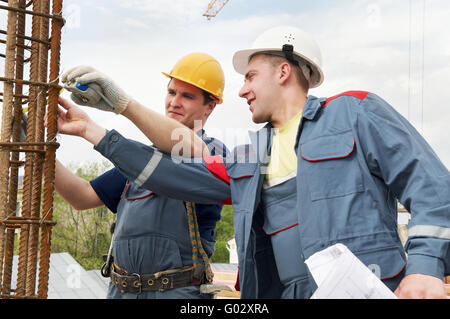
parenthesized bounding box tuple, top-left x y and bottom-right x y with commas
(61, 66, 131, 114)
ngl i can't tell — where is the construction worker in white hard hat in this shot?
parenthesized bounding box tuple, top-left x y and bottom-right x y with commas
(51, 52, 230, 299)
(64, 26, 449, 299)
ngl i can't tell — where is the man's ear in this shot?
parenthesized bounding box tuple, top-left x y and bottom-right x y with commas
(205, 102, 217, 118)
(278, 62, 292, 85)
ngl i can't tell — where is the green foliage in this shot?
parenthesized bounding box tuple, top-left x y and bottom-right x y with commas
(215, 205, 234, 241)
(211, 241, 229, 263)
(211, 205, 234, 263)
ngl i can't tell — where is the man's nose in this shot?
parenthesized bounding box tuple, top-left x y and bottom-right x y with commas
(239, 83, 249, 99)
(170, 93, 182, 107)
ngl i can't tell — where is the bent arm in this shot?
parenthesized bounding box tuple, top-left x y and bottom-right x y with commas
(357, 93, 450, 280)
(94, 129, 231, 205)
(54, 159, 104, 210)
(57, 96, 208, 158)
(121, 99, 209, 157)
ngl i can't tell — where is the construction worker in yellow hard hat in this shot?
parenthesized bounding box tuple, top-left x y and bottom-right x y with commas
(50, 52, 230, 299)
(162, 52, 225, 128)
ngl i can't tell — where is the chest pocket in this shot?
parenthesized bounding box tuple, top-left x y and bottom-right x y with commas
(228, 162, 258, 211)
(300, 130, 364, 201)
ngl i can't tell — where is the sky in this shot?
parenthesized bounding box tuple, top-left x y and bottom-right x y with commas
(1, 0, 449, 170)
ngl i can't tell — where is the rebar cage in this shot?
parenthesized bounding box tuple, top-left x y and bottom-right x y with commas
(0, 0, 63, 299)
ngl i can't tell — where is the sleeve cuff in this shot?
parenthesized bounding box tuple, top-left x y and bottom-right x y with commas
(405, 254, 445, 280)
(93, 129, 116, 154)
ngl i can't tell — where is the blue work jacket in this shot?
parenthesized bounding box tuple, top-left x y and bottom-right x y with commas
(95, 91, 450, 299)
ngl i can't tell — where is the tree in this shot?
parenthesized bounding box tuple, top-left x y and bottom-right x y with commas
(211, 205, 234, 263)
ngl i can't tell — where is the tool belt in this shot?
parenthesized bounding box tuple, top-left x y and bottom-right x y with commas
(109, 262, 209, 294)
(102, 201, 214, 294)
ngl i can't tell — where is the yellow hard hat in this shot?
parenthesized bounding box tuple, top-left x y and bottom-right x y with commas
(162, 52, 225, 104)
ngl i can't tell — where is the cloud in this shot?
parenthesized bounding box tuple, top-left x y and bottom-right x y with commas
(117, 0, 208, 26)
(122, 17, 151, 30)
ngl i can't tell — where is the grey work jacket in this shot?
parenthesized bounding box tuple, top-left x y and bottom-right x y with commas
(95, 91, 450, 299)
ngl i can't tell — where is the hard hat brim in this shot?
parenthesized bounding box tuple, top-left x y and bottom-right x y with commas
(232, 48, 324, 88)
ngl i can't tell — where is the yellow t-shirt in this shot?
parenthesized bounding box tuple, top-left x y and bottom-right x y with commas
(264, 111, 302, 188)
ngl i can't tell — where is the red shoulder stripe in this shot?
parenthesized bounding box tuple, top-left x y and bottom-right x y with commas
(222, 197, 232, 205)
(203, 155, 230, 185)
(322, 91, 369, 108)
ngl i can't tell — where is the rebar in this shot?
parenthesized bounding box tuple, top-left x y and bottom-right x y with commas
(0, 0, 64, 299)
(0, 0, 20, 296)
(37, 0, 63, 299)
(2, 0, 26, 295)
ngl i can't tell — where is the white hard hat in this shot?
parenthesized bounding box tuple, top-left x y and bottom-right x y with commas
(233, 26, 324, 88)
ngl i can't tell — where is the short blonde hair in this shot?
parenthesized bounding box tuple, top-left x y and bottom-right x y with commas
(253, 53, 310, 91)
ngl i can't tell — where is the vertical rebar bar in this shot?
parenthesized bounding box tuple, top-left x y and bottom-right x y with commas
(15, 0, 41, 296)
(37, 0, 62, 299)
(0, 0, 19, 293)
(26, 0, 50, 296)
(1, 0, 26, 295)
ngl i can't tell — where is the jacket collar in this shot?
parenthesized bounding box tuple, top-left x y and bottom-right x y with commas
(247, 95, 325, 153)
(246, 95, 326, 162)
(302, 95, 327, 121)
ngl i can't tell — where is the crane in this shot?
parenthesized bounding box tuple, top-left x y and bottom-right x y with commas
(203, 0, 229, 19)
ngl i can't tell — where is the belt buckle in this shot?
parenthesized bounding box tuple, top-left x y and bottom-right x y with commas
(131, 273, 142, 295)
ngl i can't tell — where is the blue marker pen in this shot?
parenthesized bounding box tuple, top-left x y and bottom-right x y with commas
(75, 82, 89, 91)
(67, 80, 115, 110)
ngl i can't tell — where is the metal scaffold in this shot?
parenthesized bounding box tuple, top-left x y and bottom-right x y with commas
(0, 0, 64, 299)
